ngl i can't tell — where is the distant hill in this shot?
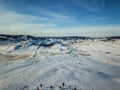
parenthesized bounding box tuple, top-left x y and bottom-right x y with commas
(0, 34, 120, 43)
(0, 34, 91, 42)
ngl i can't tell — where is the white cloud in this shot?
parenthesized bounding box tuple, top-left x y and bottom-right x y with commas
(0, 7, 76, 27)
(0, 7, 120, 37)
(1, 24, 120, 37)
(0, 8, 58, 33)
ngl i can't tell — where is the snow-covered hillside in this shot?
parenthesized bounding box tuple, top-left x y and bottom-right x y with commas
(0, 35, 120, 90)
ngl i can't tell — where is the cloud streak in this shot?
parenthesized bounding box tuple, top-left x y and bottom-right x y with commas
(75, 0, 105, 12)
(0, 7, 76, 23)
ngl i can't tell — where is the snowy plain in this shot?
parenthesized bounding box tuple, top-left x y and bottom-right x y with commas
(0, 35, 120, 90)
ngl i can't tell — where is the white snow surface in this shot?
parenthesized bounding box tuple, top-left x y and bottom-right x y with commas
(0, 38, 120, 90)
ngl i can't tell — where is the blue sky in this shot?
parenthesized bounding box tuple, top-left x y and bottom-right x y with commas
(0, 0, 120, 37)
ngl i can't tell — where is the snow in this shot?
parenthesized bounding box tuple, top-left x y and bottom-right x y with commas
(0, 37, 120, 90)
